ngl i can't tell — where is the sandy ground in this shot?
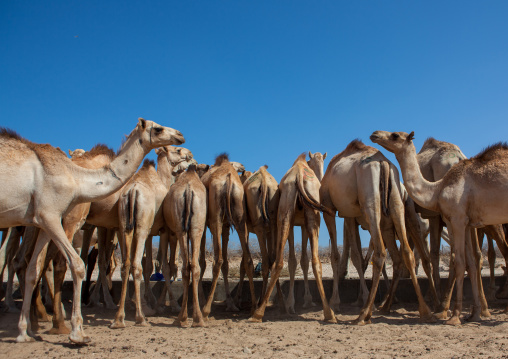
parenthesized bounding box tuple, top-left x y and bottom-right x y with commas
(1, 300, 508, 358)
(2, 256, 508, 358)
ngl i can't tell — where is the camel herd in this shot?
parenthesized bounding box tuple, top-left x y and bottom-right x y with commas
(1, 119, 508, 345)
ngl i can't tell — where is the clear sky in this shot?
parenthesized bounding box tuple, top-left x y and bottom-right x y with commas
(2, 2, 508, 247)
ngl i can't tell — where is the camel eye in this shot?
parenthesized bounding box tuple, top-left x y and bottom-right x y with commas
(154, 127, 163, 135)
(391, 133, 400, 140)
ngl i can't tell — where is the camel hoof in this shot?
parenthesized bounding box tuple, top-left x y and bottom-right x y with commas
(16, 334, 36, 343)
(170, 302, 182, 312)
(69, 333, 91, 345)
(481, 309, 491, 318)
(109, 320, 126, 329)
(192, 320, 206, 328)
(248, 313, 263, 323)
(142, 306, 156, 317)
(352, 318, 371, 326)
(173, 319, 189, 328)
(287, 306, 296, 314)
(48, 324, 71, 335)
(419, 314, 437, 324)
(465, 313, 482, 323)
(135, 319, 150, 327)
(434, 310, 451, 320)
(324, 316, 337, 324)
(377, 306, 391, 314)
(445, 316, 461, 326)
(38, 314, 52, 323)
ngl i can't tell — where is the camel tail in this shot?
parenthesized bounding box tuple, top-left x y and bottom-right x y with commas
(182, 185, 194, 233)
(126, 189, 138, 232)
(296, 170, 334, 216)
(379, 161, 391, 217)
(223, 173, 235, 227)
(258, 170, 270, 223)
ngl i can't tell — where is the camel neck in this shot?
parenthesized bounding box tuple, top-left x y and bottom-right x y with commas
(156, 156, 174, 190)
(75, 130, 150, 202)
(395, 144, 441, 212)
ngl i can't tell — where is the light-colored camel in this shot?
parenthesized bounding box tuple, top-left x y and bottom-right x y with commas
(370, 130, 508, 324)
(320, 140, 434, 324)
(200, 154, 257, 318)
(415, 138, 508, 314)
(0, 118, 184, 343)
(286, 151, 327, 313)
(163, 165, 207, 327)
(250, 153, 336, 323)
(111, 146, 193, 328)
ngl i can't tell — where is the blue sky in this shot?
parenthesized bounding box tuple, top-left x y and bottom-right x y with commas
(2, 2, 508, 247)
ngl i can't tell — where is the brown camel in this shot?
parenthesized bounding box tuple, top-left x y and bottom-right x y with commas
(200, 154, 257, 318)
(111, 146, 193, 328)
(250, 153, 336, 323)
(242, 165, 280, 305)
(0, 118, 184, 343)
(163, 165, 207, 327)
(320, 140, 434, 324)
(370, 130, 508, 324)
(0, 227, 22, 313)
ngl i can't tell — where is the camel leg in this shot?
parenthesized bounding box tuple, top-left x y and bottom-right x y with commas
(110, 228, 132, 329)
(90, 227, 116, 308)
(236, 219, 257, 314)
(286, 227, 297, 314)
(80, 226, 95, 304)
(175, 232, 190, 327)
(48, 252, 71, 335)
(250, 202, 294, 322)
(252, 225, 270, 306)
(429, 218, 443, 299)
(405, 202, 439, 309)
(300, 226, 316, 308)
(158, 230, 171, 308)
(190, 227, 205, 327)
(487, 236, 497, 299)
(202, 221, 224, 319)
(349, 219, 369, 307)
(4, 228, 21, 312)
(486, 225, 508, 299)
(390, 196, 434, 323)
(198, 230, 207, 306)
(167, 232, 181, 311)
(220, 227, 239, 312)
(130, 229, 151, 326)
(378, 228, 402, 313)
(465, 228, 488, 320)
(445, 221, 467, 326)
(143, 235, 157, 309)
(305, 208, 336, 323)
(322, 209, 340, 312)
(353, 204, 385, 325)
(338, 224, 351, 280)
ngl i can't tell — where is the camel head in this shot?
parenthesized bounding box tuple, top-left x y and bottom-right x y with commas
(69, 149, 86, 158)
(135, 117, 185, 149)
(239, 170, 253, 183)
(370, 131, 415, 155)
(307, 151, 327, 181)
(196, 163, 210, 178)
(155, 146, 194, 175)
(230, 161, 246, 173)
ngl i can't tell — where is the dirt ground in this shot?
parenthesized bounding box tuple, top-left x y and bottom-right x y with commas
(2, 299, 508, 358)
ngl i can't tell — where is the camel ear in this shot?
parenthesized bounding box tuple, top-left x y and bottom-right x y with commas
(407, 131, 415, 142)
(308, 151, 313, 159)
(155, 148, 161, 155)
(68, 150, 73, 156)
(323, 152, 327, 160)
(138, 117, 147, 129)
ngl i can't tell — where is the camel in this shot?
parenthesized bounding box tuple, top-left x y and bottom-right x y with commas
(0, 118, 184, 343)
(286, 151, 327, 312)
(370, 130, 508, 324)
(241, 165, 280, 305)
(250, 153, 336, 323)
(163, 165, 207, 327)
(319, 140, 435, 324)
(111, 146, 193, 328)
(200, 154, 257, 318)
